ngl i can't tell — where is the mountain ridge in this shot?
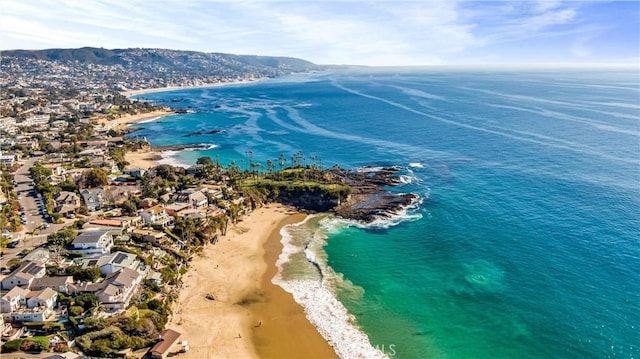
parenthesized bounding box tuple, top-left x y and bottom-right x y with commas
(1, 47, 321, 91)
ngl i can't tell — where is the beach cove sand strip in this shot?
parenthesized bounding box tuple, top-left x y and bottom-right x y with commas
(165, 204, 337, 358)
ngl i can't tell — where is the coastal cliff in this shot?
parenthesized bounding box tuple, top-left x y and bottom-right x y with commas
(244, 166, 417, 223)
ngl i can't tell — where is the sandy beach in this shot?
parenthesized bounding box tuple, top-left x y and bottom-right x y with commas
(166, 204, 336, 359)
(92, 109, 174, 130)
(125, 150, 163, 170)
(122, 79, 262, 97)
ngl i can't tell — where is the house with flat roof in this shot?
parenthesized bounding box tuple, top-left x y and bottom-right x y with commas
(68, 230, 115, 256)
(88, 216, 142, 231)
(163, 202, 190, 216)
(1, 261, 46, 290)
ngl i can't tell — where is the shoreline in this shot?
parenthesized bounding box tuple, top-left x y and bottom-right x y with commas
(122, 78, 263, 97)
(250, 212, 338, 358)
(92, 109, 175, 130)
(165, 204, 335, 358)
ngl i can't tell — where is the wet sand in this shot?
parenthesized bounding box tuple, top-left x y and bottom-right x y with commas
(250, 213, 338, 359)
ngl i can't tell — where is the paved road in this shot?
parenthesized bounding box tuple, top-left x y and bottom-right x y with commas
(2, 157, 69, 267)
(14, 157, 46, 233)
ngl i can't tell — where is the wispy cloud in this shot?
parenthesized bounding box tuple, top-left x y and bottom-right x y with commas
(0, 0, 637, 65)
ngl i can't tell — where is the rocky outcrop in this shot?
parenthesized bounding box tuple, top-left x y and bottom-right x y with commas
(151, 144, 211, 151)
(335, 191, 416, 223)
(333, 167, 417, 223)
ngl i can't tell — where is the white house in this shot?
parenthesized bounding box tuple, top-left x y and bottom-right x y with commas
(141, 205, 173, 228)
(0, 287, 29, 313)
(68, 230, 115, 256)
(1, 262, 46, 290)
(76, 268, 142, 312)
(76, 251, 148, 276)
(80, 188, 107, 212)
(1, 288, 58, 322)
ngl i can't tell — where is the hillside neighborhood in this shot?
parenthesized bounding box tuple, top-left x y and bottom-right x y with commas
(0, 47, 370, 358)
(0, 70, 255, 358)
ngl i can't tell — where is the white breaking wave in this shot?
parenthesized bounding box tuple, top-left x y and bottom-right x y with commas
(356, 166, 385, 173)
(293, 102, 314, 108)
(157, 150, 191, 168)
(183, 144, 220, 151)
(398, 175, 413, 184)
(409, 162, 425, 168)
(274, 218, 388, 359)
(339, 195, 424, 230)
(130, 116, 164, 125)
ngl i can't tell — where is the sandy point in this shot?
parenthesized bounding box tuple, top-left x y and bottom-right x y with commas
(165, 204, 336, 359)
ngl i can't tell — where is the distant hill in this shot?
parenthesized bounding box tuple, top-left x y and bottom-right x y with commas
(0, 47, 322, 92)
(2, 47, 319, 71)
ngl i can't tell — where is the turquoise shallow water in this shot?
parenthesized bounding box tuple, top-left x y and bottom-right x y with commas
(133, 69, 640, 358)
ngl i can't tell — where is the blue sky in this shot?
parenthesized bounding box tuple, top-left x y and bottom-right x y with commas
(1, 1, 638, 66)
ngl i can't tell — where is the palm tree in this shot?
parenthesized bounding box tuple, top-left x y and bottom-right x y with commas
(266, 160, 275, 175)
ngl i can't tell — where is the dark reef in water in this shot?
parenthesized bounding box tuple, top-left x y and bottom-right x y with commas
(183, 129, 225, 137)
(151, 144, 211, 151)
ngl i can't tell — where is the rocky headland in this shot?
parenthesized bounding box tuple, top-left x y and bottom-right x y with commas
(333, 167, 417, 223)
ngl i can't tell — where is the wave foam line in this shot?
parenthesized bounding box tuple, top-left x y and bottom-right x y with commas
(157, 150, 191, 168)
(128, 115, 165, 125)
(339, 194, 425, 230)
(274, 218, 388, 359)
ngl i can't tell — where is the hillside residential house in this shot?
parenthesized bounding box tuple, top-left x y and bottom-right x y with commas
(80, 188, 107, 211)
(87, 216, 142, 231)
(163, 203, 190, 216)
(176, 189, 208, 209)
(148, 328, 182, 359)
(141, 205, 173, 228)
(75, 268, 142, 312)
(76, 251, 148, 276)
(30, 276, 74, 295)
(68, 230, 115, 256)
(54, 191, 81, 214)
(122, 168, 145, 178)
(1, 261, 46, 290)
(139, 198, 157, 208)
(1, 287, 58, 322)
(0, 287, 29, 313)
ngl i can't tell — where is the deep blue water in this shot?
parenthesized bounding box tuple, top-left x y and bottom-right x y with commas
(133, 69, 640, 358)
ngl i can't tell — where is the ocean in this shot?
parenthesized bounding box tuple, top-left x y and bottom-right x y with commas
(132, 68, 640, 359)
